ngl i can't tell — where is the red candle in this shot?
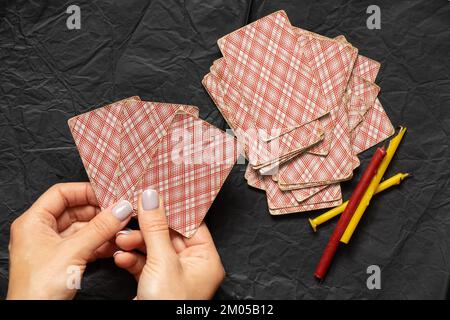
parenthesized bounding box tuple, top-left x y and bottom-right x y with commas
(314, 146, 386, 280)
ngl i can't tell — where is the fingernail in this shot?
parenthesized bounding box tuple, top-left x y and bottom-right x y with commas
(112, 200, 133, 221)
(116, 228, 132, 237)
(142, 189, 159, 211)
(113, 250, 124, 258)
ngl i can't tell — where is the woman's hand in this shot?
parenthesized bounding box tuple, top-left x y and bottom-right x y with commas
(114, 189, 225, 300)
(7, 183, 133, 300)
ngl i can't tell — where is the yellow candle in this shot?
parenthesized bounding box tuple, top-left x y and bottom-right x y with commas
(340, 127, 407, 244)
(308, 173, 409, 232)
(375, 173, 409, 193)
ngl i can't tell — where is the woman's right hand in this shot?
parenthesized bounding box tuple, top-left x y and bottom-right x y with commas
(113, 189, 225, 300)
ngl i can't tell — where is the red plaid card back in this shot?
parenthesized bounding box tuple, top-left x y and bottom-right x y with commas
(218, 11, 330, 132)
(264, 174, 342, 214)
(269, 199, 343, 215)
(133, 113, 238, 237)
(212, 58, 325, 164)
(350, 55, 394, 154)
(347, 76, 380, 131)
(115, 100, 199, 203)
(245, 165, 342, 212)
(277, 84, 356, 188)
(291, 27, 358, 156)
(211, 55, 326, 156)
(291, 183, 341, 203)
(68, 96, 140, 209)
(352, 98, 395, 154)
(203, 68, 323, 169)
(353, 55, 380, 83)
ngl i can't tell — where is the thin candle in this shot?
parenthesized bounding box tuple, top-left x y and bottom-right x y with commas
(308, 173, 410, 232)
(340, 127, 407, 244)
(314, 146, 386, 280)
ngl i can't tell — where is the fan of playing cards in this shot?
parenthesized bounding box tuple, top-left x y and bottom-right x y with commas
(68, 97, 238, 237)
(202, 10, 394, 215)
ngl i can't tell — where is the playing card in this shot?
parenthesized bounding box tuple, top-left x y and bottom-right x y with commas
(133, 112, 238, 237)
(346, 54, 394, 153)
(271, 170, 342, 204)
(345, 51, 382, 133)
(276, 83, 356, 188)
(210, 56, 330, 160)
(346, 76, 380, 131)
(291, 29, 384, 154)
(244, 164, 265, 190)
(291, 27, 359, 156)
(245, 165, 342, 211)
(263, 174, 342, 214)
(352, 55, 381, 83)
(291, 183, 341, 203)
(203, 69, 324, 170)
(211, 57, 325, 166)
(217, 11, 330, 134)
(352, 98, 395, 154)
(68, 96, 141, 210)
(270, 167, 342, 204)
(115, 100, 199, 203)
(269, 199, 343, 215)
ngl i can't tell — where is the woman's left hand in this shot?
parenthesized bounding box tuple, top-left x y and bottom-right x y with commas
(7, 182, 133, 300)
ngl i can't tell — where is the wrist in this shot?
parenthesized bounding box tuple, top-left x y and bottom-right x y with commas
(6, 283, 74, 300)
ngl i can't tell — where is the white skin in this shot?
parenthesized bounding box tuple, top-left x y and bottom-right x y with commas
(7, 183, 224, 300)
(114, 193, 225, 300)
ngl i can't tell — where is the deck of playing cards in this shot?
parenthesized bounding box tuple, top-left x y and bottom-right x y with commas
(68, 97, 238, 237)
(203, 10, 394, 215)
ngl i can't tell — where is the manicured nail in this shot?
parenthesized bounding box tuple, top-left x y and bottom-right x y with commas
(113, 250, 124, 258)
(116, 228, 132, 237)
(112, 200, 133, 221)
(142, 189, 159, 211)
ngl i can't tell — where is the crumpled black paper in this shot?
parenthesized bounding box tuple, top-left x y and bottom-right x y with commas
(0, 0, 449, 299)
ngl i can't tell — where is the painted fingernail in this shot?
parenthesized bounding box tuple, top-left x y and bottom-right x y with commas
(142, 189, 159, 211)
(113, 250, 124, 258)
(112, 200, 133, 221)
(116, 228, 132, 237)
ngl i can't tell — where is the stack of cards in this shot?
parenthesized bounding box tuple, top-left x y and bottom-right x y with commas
(68, 97, 238, 237)
(203, 10, 394, 215)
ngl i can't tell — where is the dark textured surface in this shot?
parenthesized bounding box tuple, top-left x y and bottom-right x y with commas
(0, 0, 449, 299)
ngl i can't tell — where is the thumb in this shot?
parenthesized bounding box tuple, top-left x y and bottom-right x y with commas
(138, 189, 175, 257)
(69, 200, 133, 257)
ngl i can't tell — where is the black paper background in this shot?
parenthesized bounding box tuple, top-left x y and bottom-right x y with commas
(0, 0, 449, 299)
